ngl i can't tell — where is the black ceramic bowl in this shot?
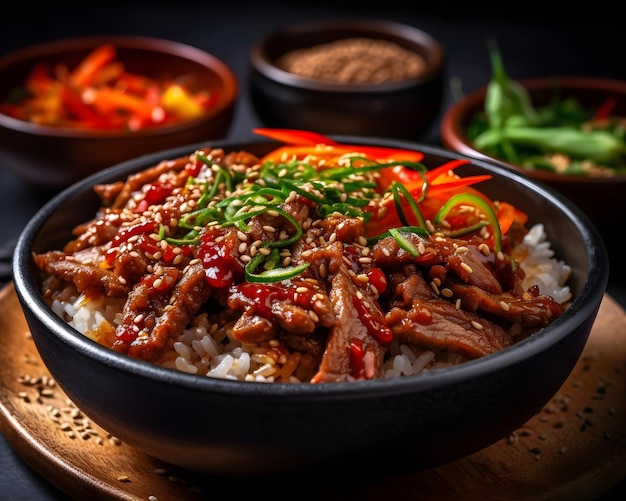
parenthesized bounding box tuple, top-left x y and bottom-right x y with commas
(12, 137, 608, 478)
(249, 19, 445, 140)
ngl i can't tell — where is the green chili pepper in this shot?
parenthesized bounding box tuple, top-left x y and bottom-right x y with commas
(434, 193, 502, 253)
(484, 39, 539, 130)
(388, 228, 420, 257)
(244, 253, 311, 283)
(467, 42, 626, 174)
(474, 126, 626, 165)
(390, 181, 427, 229)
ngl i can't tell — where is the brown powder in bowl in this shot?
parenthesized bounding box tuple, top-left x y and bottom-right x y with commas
(275, 37, 427, 84)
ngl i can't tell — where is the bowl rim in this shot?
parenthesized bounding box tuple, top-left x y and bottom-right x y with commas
(12, 137, 608, 398)
(0, 34, 238, 139)
(250, 18, 445, 93)
(440, 75, 626, 183)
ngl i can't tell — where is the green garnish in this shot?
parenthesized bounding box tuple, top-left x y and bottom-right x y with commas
(467, 40, 626, 175)
(434, 192, 502, 253)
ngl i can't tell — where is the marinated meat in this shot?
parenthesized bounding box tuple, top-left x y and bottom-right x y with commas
(311, 264, 388, 383)
(33, 249, 130, 298)
(113, 262, 211, 360)
(33, 145, 570, 382)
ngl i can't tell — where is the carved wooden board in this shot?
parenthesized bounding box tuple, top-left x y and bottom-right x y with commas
(1, 283, 624, 500)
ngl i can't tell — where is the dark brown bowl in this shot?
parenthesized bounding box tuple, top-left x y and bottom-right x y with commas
(249, 19, 445, 140)
(12, 137, 608, 478)
(440, 76, 626, 227)
(0, 35, 238, 190)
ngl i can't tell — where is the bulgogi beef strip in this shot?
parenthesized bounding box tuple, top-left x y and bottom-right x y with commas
(33, 145, 567, 383)
(372, 231, 565, 359)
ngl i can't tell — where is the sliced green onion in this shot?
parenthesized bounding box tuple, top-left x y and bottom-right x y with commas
(244, 253, 311, 283)
(388, 228, 420, 257)
(367, 225, 429, 246)
(434, 193, 502, 253)
(390, 181, 427, 229)
(166, 229, 201, 246)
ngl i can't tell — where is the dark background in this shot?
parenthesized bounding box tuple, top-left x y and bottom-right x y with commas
(1, 2, 624, 499)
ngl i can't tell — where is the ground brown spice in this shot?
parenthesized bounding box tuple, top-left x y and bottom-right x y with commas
(276, 37, 427, 84)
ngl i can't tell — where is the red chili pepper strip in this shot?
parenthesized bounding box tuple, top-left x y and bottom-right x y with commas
(352, 296, 393, 346)
(69, 43, 117, 88)
(428, 175, 494, 190)
(593, 95, 617, 121)
(349, 340, 365, 379)
(253, 127, 338, 145)
(259, 144, 425, 166)
(59, 84, 117, 129)
(110, 221, 157, 248)
(425, 158, 472, 182)
(25, 62, 57, 94)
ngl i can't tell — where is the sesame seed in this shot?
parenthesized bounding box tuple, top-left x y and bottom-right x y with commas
(460, 262, 473, 274)
(478, 243, 491, 256)
(499, 301, 510, 311)
(471, 320, 484, 330)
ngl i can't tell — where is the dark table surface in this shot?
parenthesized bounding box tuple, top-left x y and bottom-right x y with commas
(1, 2, 625, 499)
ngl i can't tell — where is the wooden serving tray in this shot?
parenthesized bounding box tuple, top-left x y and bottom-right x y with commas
(1, 282, 625, 500)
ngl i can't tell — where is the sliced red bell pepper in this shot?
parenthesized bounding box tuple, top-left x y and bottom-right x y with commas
(70, 43, 117, 88)
(254, 128, 425, 165)
(593, 95, 617, 122)
(25, 62, 57, 94)
(253, 127, 338, 145)
(59, 84, 117, 129)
